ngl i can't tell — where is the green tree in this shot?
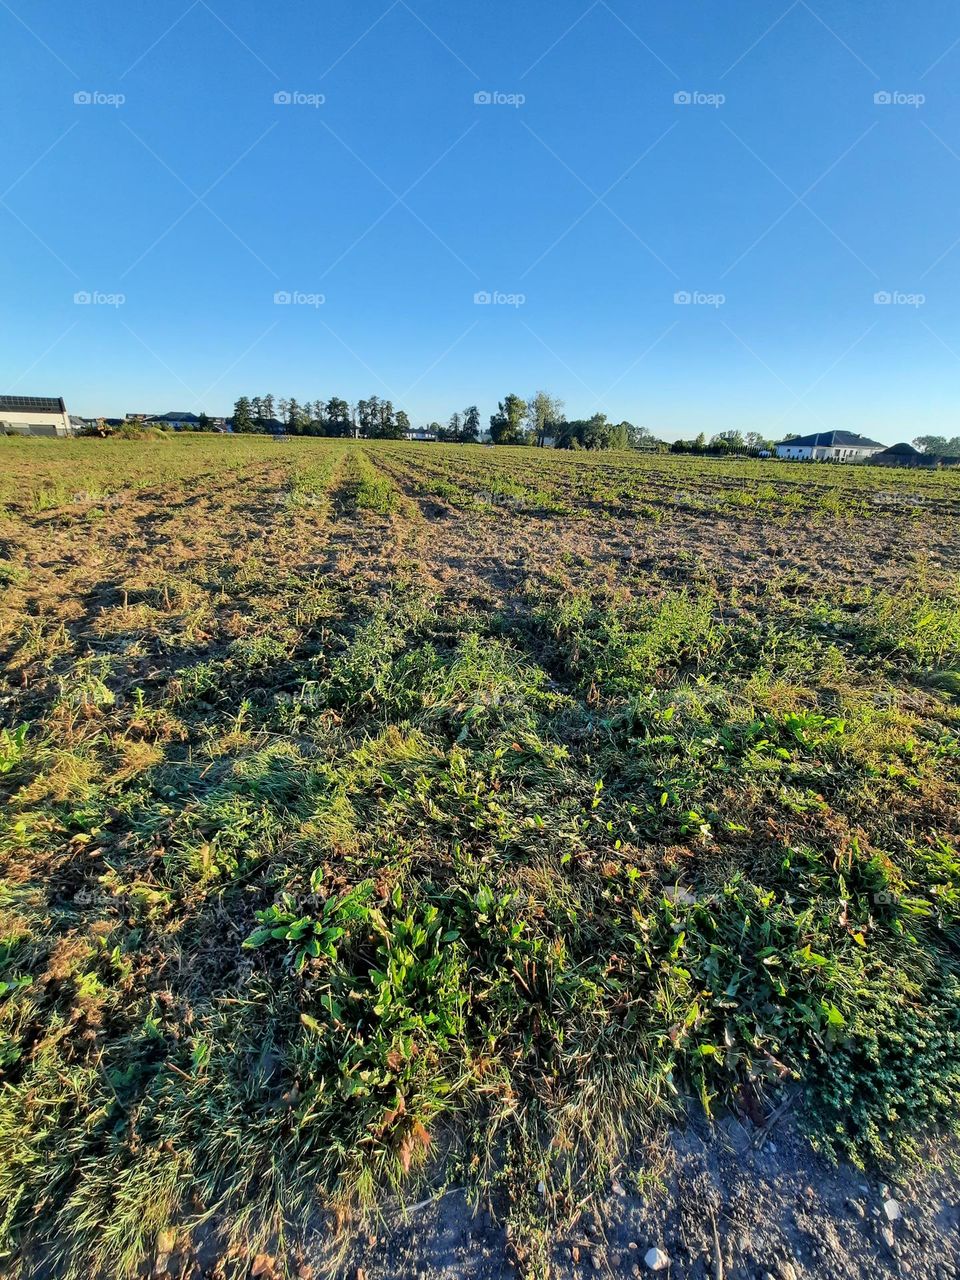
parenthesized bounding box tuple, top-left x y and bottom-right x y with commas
(711, 430, 745, 450)
(526, 391, 564, 446)
(325, 397, 352, 437)
(286, 398, 304, 434)
(913, 435, 960, 454)
(582, 413, 611, 449)
(462, 405, 481, 442)
(232, 396, 254, 433)
(628, 424, 656, 448)
(376, 400, 402, 439)
(489, 394, 526, 445)
(356, 398, 374, 436)
(607, 421, 629, 449)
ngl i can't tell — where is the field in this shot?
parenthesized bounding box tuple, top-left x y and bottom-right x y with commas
(1, 435, 960, 1278)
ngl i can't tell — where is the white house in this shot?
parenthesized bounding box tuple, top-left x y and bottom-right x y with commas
(0, 395, 75, 437)
(775, 430, 883, 462)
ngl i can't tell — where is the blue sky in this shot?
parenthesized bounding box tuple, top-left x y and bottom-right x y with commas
(2, 1, 959, 442)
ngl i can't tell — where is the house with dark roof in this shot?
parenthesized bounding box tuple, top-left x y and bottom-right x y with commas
(0, 395, 74, 437)
(775, 430, 883, 463)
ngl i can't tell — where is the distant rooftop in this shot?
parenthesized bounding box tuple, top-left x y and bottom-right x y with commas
(0, 395, 66, 413)
(783, 430, 882, 449)
(875, 442, 921, 456)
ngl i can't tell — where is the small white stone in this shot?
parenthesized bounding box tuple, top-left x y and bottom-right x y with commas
(644, 1247, 670, 1272)
(883, 1199, 901, 1222)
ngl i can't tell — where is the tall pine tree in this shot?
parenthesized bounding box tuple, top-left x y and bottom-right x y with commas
(232, 396, 254, 433)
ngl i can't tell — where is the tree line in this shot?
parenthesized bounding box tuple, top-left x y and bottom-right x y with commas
(220, 391, 785, 453)
(913, 434, 960, 456)
(229, 390, 657, 449)
(231, 395, 483, 441)
(232, 395, 407, 438)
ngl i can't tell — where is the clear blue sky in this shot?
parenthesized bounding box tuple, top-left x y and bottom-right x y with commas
(2, 1, 960, 442)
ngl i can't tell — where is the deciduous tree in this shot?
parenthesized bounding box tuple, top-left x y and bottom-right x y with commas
(526, 391, 564, 446)
(489, 394, 526, 445)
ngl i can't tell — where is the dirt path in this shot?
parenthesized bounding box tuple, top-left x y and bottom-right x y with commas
(318, 1111, 958, 1280)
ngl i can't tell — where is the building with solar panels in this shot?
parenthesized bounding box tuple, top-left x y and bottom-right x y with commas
(0, 395, 74, 437)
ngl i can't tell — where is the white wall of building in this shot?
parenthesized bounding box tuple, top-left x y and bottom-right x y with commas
(775, 443, 881, 462)
(0, 402, 74, 437)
